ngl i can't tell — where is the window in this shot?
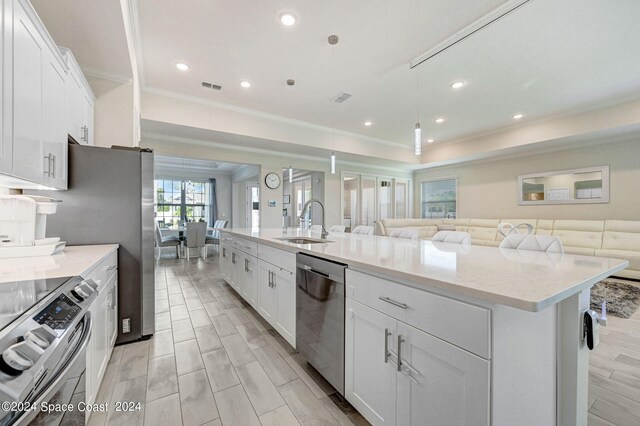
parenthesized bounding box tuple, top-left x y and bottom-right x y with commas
(421, 178, 457, 219)
(155, 179, 210, 226)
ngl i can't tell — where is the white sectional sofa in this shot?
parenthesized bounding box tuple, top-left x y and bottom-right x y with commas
(376, 218, 640, 279)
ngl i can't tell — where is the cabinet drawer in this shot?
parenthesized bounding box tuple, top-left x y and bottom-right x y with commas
(258, 244, 296, 273)
(346, 270, 491, 359)
(231, 237, 258, 257)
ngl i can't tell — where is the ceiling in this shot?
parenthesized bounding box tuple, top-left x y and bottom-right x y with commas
(31, 0, 132, 79)
(155, 155, 257, 175)
(32, 0, 640, 156)
(136, 0, 640, 146)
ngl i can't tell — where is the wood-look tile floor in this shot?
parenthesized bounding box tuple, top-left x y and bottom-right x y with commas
(588, 285, 640, 426)
(89, 251, 369, 426)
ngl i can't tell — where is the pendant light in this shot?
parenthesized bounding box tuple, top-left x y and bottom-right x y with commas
(288, 166, 293, 183)
(413, 0, 422, 157)
(329, 34, 339, 174)
(414, 122, 422, 155)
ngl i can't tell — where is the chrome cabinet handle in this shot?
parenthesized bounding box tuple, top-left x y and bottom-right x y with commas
(222, 248, 226, 258)
(397, 335, 404, 372)
(81, 125, 88, 142)
(272, 273, 276, 288)
(384, 328, 392, 363)
(51, 155, 56, 178)
(268, 271, 272, 287)
(232, 253, 236, 264)
(379, 296, 407, 309)
(245, 245, 251, 250)
(43, 154, 52, 176)
(107, 265, 116, 272)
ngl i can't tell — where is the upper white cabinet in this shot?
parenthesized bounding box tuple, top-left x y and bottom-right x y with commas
(61, 47, 94, 145)
(0, 0, 94, 190)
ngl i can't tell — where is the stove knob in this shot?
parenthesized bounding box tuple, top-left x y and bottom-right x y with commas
(24, 324, 57, 350)
(84, 279, 99, 291)
(0, 340, 44, 374)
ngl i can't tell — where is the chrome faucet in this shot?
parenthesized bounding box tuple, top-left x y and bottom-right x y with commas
(299, 199, 328, 239)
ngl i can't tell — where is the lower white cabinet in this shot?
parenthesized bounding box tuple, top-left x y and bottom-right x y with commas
(346, 298, 490, 426)
(85, 257, 118, 409)
(220, 235, 296, 348)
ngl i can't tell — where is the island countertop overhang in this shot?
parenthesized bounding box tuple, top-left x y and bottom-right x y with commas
(220, 228, 628, 312)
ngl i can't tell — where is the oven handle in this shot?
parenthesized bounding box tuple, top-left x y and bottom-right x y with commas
(14, 314, 92, 425)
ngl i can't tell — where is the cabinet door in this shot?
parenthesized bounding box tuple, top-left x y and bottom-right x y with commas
(396, 322, 490, 426)
(230, 250, 241, 292)
(345, 299, 397, 426)
(42, 50, 67, 189)
(65, 66, 82, 143)
(93, 289, 109, 383)
(85, 303, 97, 405)
(83, 94, 94, 145)
(257, 260, 276, 325)
(11, 0, 44, 183)
(239, 253, 257, 308)
(274, 268, 296, 347)
(0, 0, 12, 173)
(220, 245, 230, 282)
(107, 275, 118, 348)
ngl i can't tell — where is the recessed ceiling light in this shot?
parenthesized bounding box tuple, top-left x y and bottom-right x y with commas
(435, 117, 445, 124)
(513, 113, 524, 120)
(363, 121, 373, 127)
(175, 62, 190, 71)
(240, 80, 252, 88)
(279, 12, 296, 26)
(427, 139, 434, 143)
(451, 81, 466, 89)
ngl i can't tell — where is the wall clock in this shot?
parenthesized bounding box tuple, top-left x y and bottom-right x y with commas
(265, 172, 281, 189)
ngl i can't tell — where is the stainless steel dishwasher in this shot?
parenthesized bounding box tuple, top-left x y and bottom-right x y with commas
(296, 253, 347, 395)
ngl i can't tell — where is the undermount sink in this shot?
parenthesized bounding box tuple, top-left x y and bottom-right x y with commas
(275, 237, 333, 244)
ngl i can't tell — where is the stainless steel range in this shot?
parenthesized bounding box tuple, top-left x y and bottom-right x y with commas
(0, 276, 97, 425)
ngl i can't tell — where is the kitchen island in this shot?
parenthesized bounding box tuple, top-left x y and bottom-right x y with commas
(220, 228, 627, 426)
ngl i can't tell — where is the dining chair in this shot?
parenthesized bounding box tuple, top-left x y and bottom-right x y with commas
(205, 219, 228, 256)
(388, 228, 419, 240)
(431, 230, 471, 244)
(499, 234, 564, 253)
(184, 222, 207, 260)
(351, 225, 374, 236)
(155, 221, 182, 259)
(329, 225, 346, 233)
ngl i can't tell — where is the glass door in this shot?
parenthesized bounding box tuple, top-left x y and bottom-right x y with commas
(362, 176, 377, 227)
(246, 182, 260, 229)
(377, 178, 393, 221)
(342, 174, 360, 231)
(394, 178, 410, 219)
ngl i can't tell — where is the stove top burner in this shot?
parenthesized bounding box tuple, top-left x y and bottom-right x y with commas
(0, 277, 72, 332)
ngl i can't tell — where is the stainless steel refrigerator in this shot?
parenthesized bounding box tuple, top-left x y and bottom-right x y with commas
(29, 143, 155, 344)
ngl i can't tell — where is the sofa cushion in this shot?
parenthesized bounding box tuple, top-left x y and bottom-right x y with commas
(442, 218, 470, 232)
(602, 220, 640, 251)
(379, 218, 440, 238)
(564, 246, 596, 256)
(535, 220, 554, 236)
(467, 219, 500, 245)
(596, 249, 640, 271)
(551, 220, 604, 250)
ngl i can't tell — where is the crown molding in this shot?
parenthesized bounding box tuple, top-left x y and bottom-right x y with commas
(142, 86, 413, 152)
(142, 132, 412, 174)
(80, 65, 132, 84)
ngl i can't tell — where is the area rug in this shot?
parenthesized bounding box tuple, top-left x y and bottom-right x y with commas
(590, 279, 640, 319)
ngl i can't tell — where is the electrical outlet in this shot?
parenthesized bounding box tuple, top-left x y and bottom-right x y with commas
(122, 318, 131, 333)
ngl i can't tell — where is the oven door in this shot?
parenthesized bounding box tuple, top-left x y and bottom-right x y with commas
(13, 314, 92, 426)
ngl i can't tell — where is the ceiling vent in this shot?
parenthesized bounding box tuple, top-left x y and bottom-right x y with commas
(333, 92, 352, 103)
(201, 81, 222, 90)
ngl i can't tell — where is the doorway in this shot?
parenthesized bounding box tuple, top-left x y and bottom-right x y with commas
(246, 181, 260, 229)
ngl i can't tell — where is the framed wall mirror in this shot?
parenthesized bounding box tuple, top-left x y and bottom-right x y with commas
(518, 166, 609, 205)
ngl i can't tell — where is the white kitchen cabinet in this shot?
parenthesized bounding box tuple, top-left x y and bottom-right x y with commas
(0, 0, 69, 189)
(61, 47, 95, 145)
(220, 244, 231, 282)
(345, 299, 397, 426)
(345, 298, 490, 426)
(273, 267, 295, 345)
(257, 259, 277, 324)
(395, 321, 490, 426)
(83, 252, 118, 409)
(239, 251, 257, 308)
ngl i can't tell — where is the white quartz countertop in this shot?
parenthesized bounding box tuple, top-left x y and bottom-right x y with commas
(0, 244, 119, 283)
(222, 228, 628, 312)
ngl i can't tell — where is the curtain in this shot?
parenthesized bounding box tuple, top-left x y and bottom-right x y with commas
(209, 178, 218, 227)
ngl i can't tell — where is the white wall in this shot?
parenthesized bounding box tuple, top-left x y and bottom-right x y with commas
(232, 174, 258, 229)
(413, 138, 640, 220)
(86, 76, 136, 147)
